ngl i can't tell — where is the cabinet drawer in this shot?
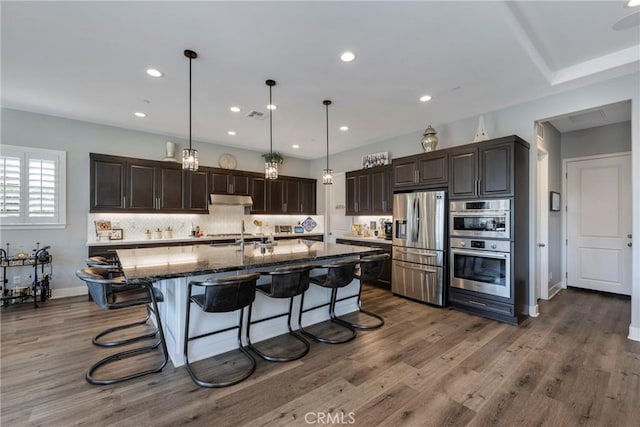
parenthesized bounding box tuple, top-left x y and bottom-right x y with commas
(449, 288, 514, 317)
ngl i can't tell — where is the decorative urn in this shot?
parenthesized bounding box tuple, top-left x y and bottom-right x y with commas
(420, 125, 439, 152)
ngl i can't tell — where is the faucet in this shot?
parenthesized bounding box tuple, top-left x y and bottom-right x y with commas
(236, 219, 245, 252)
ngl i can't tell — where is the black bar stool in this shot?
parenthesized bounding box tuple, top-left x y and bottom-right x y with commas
(332, 253, 388, 330)
(75, 267, 168, 385)
(183, 272, 260, 388)
(247, 264, 314, 362)
(298, 259, 358, 344)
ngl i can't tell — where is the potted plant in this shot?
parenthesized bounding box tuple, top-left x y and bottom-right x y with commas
(261, 152, 285, 164)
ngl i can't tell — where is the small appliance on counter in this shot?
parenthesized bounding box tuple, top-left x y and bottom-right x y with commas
(274, 225, 292, 234)
(383, 221, 393, 240)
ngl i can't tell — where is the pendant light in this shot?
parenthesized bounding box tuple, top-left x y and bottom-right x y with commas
(265, 79, 278, 179)
(182, 49, 199, 171)
(322, 100, 333, 185)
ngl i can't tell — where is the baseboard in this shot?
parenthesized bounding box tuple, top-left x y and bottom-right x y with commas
(628, 325, 640, 342)
(51, 286, 86, 299)
(548, 281, 563, 299)
(528, 304, 539, 317)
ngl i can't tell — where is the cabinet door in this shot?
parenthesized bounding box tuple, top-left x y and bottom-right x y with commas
(393, 160, 417, 188)
(210, 172, 230, 194)
(356, 173, 371, 213)
(479, 142, 513, 197)
(418, 152, 448, 187)
(268, 180, 286, 212)
(385, 166, 394, 214)
(285, 180, 300, 213)
(90, 156, 125, 211)
(371, 168, 386, 213)
(187, 170, 209, 212)
(157, 167, 184, 210)
(300, 180, 316, 214)
(127, 163, 156, 209)
(449, 148, 478, 200)
(230, 173, 250, 195)
(250, 177, 267, 213)
(345, 174, 357, 215)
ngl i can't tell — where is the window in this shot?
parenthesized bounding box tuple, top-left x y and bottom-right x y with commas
(0, 145, 66, 228)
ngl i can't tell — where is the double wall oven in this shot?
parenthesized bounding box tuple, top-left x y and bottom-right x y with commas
(449, 200, 511, 299)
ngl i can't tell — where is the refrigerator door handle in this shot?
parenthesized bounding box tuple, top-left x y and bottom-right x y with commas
(415, 198, 420, 243)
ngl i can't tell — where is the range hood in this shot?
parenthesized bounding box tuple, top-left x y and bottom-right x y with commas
(209, 194, 253, 214)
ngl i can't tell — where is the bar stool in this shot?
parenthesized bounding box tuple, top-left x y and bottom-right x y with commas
(298, 259, 358, 344)
(183, 272, 260, 388)
(75, 267, 168, 385)
(246, 265, 314, 362)
(332, 253, 388, 330)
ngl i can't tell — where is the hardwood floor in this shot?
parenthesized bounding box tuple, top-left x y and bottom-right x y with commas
(1, 286, 638, 426)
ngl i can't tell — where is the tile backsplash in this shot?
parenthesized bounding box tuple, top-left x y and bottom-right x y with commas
(87, 207, 324, 243)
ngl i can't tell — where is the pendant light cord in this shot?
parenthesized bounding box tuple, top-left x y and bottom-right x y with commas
(269, 84, 273, 156)
(189, 55, 192, 151)
(325, 103, 329, 169)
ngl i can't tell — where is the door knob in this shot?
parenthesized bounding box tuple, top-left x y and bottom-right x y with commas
(628, 234, 632, 239)
(537, 243, 546, 247)
(629, 242, 633, 247)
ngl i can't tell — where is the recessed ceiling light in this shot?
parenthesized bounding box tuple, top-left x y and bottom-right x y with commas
(340, 51, 356, 62)
(340, 126, 349, 131)
(267, 104, 277, 110)
(230, 106, 241, 113)
(227, 131, 237, 136)
(292, 144, 300, 149)
(628, 0, 640, 7)
(146, 68, 163, 78)
(134, 112, 147, 118)
(420, 95, 432, 102)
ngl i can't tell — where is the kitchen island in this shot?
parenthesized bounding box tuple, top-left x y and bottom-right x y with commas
(117, 239, 380, 367)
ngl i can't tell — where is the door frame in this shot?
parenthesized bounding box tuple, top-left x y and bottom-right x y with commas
(536, 145, 550, 300)
(561, 151, 632, 293)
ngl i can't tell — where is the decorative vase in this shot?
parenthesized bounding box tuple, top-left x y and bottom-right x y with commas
(164, 141, 177, 162)
(420, 125, 438, 152)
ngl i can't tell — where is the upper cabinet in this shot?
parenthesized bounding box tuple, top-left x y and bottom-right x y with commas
(90, 154, 126, 211)
(267, 177, 316, 214)
(393, 151, 448, 189)
(449, 137, 522, 200)
(346, 165, 392, 216)
(210, 170, 250, 195)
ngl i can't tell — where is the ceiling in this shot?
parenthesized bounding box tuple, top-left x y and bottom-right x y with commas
(2, 1, 638, 160)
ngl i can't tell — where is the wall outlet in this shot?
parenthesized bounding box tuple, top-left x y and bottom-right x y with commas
(12, 276, 21, 285)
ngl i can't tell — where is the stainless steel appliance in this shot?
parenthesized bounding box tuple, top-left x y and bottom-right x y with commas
(383, 221, 393, 240)
(392, 190, 446, 306)
(450, 237, 511, 298)
(450, 199, 510, 239)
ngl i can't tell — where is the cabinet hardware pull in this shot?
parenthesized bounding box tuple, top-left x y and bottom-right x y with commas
(355, 202, 358, 212)
(123, 196, 126, 207)
(467, 300, 487, 307)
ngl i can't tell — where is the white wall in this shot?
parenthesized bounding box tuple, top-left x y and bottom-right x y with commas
(1, 109, 313, 296)
(561, 121, 632, 159)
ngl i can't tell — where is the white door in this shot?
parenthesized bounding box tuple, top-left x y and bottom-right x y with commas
(566, 154, 632, 295)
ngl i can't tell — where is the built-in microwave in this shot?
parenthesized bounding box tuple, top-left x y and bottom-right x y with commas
(450, 199, 510, 239)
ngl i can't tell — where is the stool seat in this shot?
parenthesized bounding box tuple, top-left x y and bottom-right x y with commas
(184, 272, 260, 388)
(76, 267, 168, 385)
(247, 265, 314, 362)
(299, 260, 358, 344)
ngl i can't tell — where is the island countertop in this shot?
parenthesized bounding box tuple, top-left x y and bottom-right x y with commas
(117, 239, 381, 281)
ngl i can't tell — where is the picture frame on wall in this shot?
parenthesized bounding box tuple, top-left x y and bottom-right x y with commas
(362, 151, 390, 169)
(550, 191, 560, 211)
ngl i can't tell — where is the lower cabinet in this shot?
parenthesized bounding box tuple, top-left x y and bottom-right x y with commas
(449, 288, 517, 325)
(335, 238, 391, 288)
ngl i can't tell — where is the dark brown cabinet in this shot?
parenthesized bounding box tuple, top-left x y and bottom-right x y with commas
(210, 171, 250, 195)
(90, 155, 126, 211)
(346, 165, 391, 215)
(449, 138, 518, 200)
(392, 151, 448, 189)
(267, 177, 316, 214)
(186, 170, 209, 212)
(249, 176, 267, 213)
(335, 238, 391, 288)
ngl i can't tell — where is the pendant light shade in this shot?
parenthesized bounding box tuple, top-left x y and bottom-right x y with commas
(182, 49, 199, 171)
(265, 79, 278, 180)
(322, 100, 333, 185)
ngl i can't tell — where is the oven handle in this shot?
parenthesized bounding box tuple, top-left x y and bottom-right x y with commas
(451, 248, 509, 259)
(450, 211, 509, 216)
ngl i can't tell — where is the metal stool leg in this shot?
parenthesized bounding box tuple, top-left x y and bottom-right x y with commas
(92, 306, 160, 347)
(332, 280, 384, 330)
(298, 289, 357, 344)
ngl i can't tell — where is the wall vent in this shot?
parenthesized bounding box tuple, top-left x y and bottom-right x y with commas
(247, 110, 267, 120)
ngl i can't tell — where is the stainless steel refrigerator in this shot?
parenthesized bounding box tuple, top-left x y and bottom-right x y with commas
(392, 190, 446, 306)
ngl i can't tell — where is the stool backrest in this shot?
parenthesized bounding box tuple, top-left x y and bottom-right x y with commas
(325, 260, 358, 288)
(199, 273, 259, 313)
(76, 267, 122, 309)
(269, 265, 314, 298)
(359, 253, 390, 282)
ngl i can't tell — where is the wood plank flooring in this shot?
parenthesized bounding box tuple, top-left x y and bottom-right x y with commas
(1, 286, 638, 427)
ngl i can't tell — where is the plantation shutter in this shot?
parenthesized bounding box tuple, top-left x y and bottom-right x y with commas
(28, 158, 56, 217)
(0, 156, 21, 216)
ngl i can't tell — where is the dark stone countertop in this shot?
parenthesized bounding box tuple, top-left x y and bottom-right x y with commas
(117, 239, 381, 281)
